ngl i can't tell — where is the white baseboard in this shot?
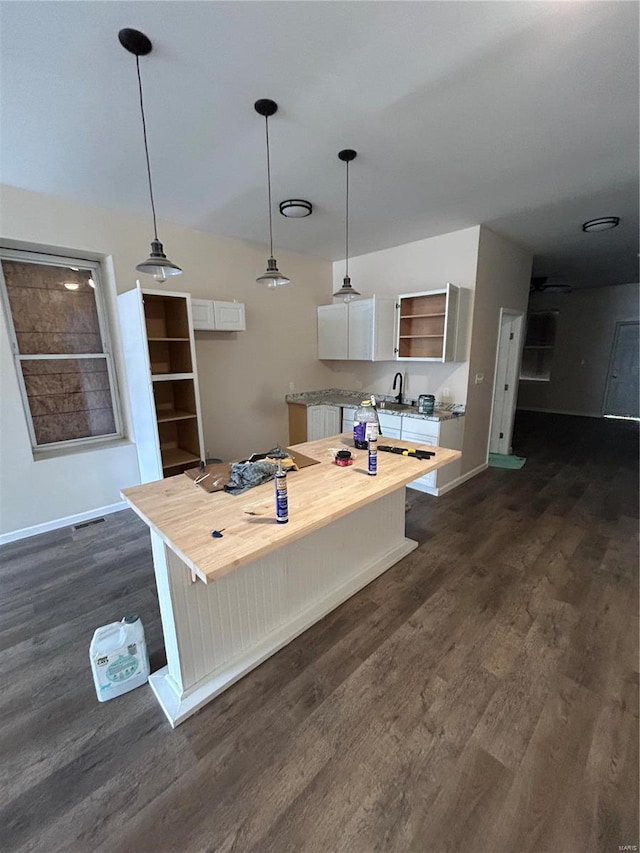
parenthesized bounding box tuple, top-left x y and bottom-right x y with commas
(437, 462, 488, 495)
(0, 501, 128, 545)
(517, 407, 601, 418)
(407, 462, 487, 498)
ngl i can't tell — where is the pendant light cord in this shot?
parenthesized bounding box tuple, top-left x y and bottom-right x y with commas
(345, 159, 350, 278)
(264, 116, 274, 258)
(136, 55, 159, 241)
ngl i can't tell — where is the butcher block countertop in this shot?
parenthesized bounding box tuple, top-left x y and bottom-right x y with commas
(121, 434, 460, 584)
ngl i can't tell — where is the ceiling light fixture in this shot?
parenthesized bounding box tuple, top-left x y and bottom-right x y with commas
(333, 149, 360, 303)
(254, 99, 290, 288)
(119, 28, 182, 284)
(279, 199, 313, 218)
(582, 216, 620, 233)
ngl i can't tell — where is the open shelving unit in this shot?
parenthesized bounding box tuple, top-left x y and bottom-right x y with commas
(395, 285, 459, 362)
(118, 286, 205, 483)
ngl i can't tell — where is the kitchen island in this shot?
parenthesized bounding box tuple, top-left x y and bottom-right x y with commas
(121, 434, 460, 726)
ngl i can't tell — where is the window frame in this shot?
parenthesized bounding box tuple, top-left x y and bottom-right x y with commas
(0, 246, 124, 455)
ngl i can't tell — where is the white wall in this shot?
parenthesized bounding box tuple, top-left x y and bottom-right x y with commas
(465, 227, 532, 473)
(330, 226, 481, 404)
(0, 184, 335, 539)
(517, 283, 639, 417)
(327, 225, 533, 480)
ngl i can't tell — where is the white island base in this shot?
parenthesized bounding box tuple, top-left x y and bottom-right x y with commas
(148, 489, 414, 727)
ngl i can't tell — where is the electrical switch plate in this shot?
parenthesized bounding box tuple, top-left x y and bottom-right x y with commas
(288, 381, 295, 391)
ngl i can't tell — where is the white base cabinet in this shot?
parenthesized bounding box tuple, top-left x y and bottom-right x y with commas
(307, 405, 341, 441)
(343, 406, 464, 494)
(342, 408, 402, 441)
(401, 416, 464, 495)
(318, 296, 396, 361)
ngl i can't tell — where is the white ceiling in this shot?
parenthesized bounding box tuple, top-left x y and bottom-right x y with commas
(1, 1, 638, 288)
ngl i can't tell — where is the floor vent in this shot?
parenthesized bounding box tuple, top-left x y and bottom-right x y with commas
(71, 517, 106, 532)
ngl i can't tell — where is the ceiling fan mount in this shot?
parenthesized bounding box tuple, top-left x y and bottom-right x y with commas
(530, 276, 572, 294)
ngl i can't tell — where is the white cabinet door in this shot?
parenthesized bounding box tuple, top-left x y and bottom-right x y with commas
(342, 406, 356, 433)
(192, 298, 246, 331)
(213, 300, 246, 331)
(323, 405, 341, 437)
(318, 304, 348, 360)
(348, 300, 373, 360)
(307, 405, 341, 440)
(370, 296, 397, 361)
(318, 297, 395, 361)
(401, 415, 464, 494)
(400, 417, 439, 444)
(378, 412, 401, 439)
(191, 298, 216, 330)
(401, 426, 438, 491)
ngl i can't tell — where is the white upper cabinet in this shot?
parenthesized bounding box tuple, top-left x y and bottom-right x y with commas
(317, 303, 348, 359)
(317, 296, 396, 361)
(192, 298, 246, 331)
(395, 283, 460, 362)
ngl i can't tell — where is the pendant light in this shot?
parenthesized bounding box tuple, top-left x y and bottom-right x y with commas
(119, 28, 182, 283)
(333, 149, 360, 303)
(254, 99, 290, 287)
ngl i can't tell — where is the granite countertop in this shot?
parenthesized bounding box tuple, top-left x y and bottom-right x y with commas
(286, 389, 465, 422)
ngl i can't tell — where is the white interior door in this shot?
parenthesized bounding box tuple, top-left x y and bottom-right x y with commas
(603, 321, 639, 419)
(489, 309, 524, 455)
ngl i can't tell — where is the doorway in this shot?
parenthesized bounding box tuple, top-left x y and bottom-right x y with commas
(489, 309, 524, 455)
(603, 321, 639, 419)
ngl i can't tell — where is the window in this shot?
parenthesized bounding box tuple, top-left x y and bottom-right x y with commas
(0, 248, 123, 453)
(520, 310, 558, 382)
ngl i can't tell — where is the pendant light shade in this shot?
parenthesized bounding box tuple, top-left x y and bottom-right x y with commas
(333, 149, 360, 303)
(119, 28, 182, 283)
(136, 239, 183, 281)
(255, 99, 290, 288)
(256, 257, 290, 288)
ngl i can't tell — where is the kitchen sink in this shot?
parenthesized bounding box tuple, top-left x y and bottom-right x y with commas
(376, 401, 417, 412)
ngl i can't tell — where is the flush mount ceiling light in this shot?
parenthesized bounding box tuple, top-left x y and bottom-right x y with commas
(333, 149, 361, 303)
(119, 28, 182, 283)
(279, 199, 313, 218)
(582, 216, 620, 233)
(255, 99, 290, 288)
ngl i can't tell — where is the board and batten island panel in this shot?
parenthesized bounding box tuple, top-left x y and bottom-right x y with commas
(121, 434, 460, 726)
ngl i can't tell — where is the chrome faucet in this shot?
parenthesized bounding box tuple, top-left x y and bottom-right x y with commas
(392, 372, 403, 405)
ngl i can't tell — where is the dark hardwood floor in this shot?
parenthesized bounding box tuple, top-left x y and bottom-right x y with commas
(1, 411, 638, 853)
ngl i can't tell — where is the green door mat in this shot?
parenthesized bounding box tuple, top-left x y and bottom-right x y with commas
(488, 453, 526, 469)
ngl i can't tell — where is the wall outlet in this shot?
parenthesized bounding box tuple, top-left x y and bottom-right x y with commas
(475, 373, 484, 384)
(288, 381, 295, 391)
(442, 387, 450, 400)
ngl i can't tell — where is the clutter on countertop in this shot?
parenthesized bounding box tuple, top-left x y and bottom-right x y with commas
(184, 446, 321, 494)
(286, 389, 465, 421)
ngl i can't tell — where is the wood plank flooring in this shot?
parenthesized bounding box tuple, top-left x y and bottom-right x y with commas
(1, 411, 637, 853)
